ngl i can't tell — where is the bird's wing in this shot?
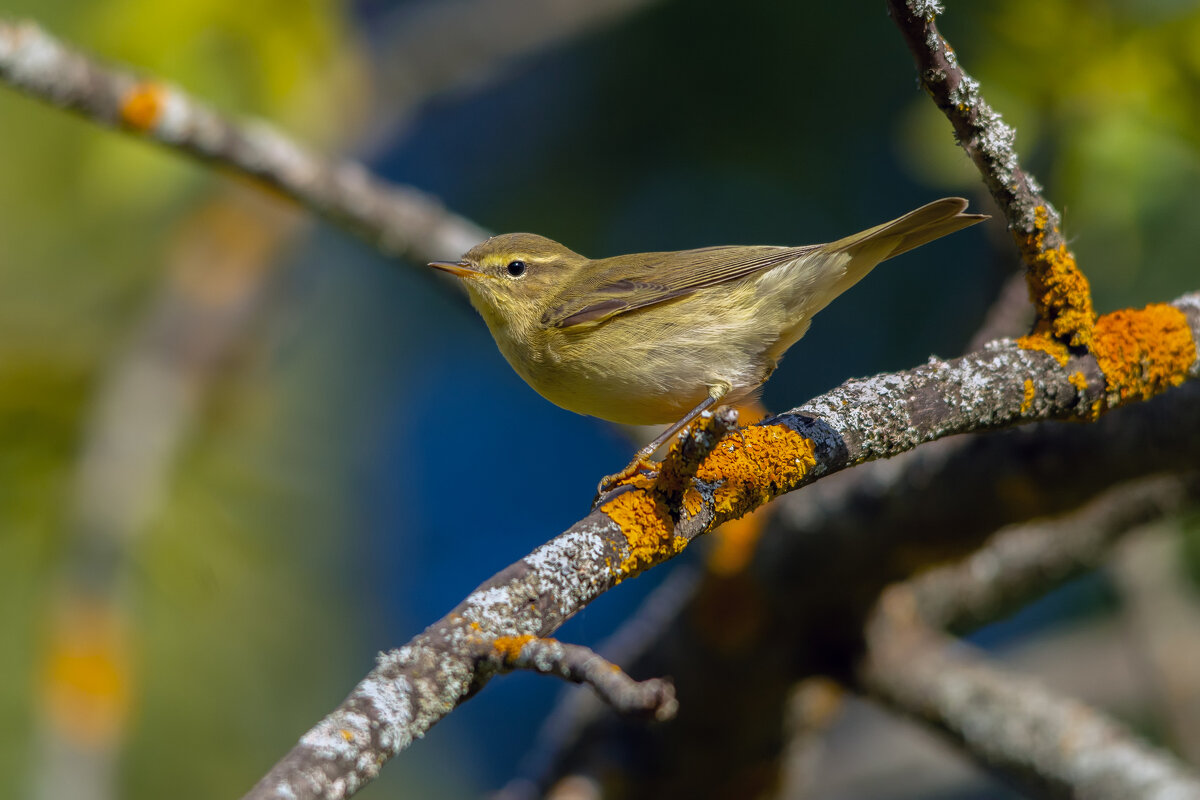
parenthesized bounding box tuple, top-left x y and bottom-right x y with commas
(541, 244, 819, 328)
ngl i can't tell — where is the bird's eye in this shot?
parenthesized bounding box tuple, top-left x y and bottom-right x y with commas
(506, 260, 527, 278)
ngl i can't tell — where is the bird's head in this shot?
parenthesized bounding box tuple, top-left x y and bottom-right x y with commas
(429, 233, 586, 333)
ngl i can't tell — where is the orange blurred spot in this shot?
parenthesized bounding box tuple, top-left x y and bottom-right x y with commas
(120, 82, 167, 131)
(40, 598, 132, 746)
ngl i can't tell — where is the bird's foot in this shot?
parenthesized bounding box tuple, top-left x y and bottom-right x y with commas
(594, 454, 659, 504)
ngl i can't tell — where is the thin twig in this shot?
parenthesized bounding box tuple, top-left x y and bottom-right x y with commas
(487, 637, 677, 722)
(0, 19, 487, 264)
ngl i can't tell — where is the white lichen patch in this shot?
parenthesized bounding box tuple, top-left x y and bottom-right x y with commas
(300, 710, 372, 761)
(1, 22, 65, 95)
(909, 0, 944, 19)
(151, 86, 190, 142)
(525, 521, 616, 606)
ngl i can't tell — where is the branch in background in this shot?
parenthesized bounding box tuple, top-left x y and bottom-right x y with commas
(370, 0, 665, 148)
(487, 637, 677, 722)
(0, 19, 487, 263)
(245, 292, 1200, 800)
(908, 475, 1200, 633)
(1112, 526, 1200, 765)
(860, 616, 1200, 800)
(31, 186, 305, 800)
(775, 678, 845, 800)
(965, 271, 1033, 352)
(855, 475, 1200, 797)
(886, 0, 1095, 349)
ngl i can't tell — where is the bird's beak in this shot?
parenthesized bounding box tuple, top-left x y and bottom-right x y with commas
(428, 260, 484, 279)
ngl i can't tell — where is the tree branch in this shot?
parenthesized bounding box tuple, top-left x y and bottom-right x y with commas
(853, 476, 1200, 796)
(487, 636, 677, 722)
(886, 0, 1095, 349)
(860, 615, 1200, 800)
(906, 474, 1200, 633)
(245, 291, 1200, 799)
(0, 19, 487, 263)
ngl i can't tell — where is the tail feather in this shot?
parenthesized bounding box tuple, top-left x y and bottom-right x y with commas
(821, 197, 988, 295)
(828, 197, 988, 258)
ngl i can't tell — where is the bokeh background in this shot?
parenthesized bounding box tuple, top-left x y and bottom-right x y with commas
(2, 0, 1200, 798)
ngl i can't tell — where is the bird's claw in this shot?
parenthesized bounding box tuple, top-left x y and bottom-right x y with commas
(594, 455, 659, 504)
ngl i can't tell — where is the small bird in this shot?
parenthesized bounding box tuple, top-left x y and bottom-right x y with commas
(430, 198, 986, 488)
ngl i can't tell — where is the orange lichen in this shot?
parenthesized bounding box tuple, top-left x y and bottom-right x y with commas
(120, 82, 167, 131)
(41, 600, 131, 746)
(492, 634, 536, 664)
(706, 505, 771, 576)
(602, 488, 685, 580)
(1017, 333, 1070, 366)
(1021, 205, 1095, 348)
(1069, 371, 1088, 393)
(1019, 379, 1035, 414)
(693, 425, 816, 525)
(1091, 304, 1195, 412)
(655, 423, 816, 527)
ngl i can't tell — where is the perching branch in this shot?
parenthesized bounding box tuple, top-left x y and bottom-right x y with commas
(509, 384, 1200, 798)
(245, 292, 1200, 800)
(0, 19, 487, 264)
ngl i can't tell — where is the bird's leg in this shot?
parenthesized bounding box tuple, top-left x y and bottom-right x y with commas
(595, 384, 729, 499)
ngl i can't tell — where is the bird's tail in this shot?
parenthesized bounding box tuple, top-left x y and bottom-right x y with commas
(822, 197, 988, 296)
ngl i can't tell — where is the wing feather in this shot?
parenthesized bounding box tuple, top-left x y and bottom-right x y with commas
(542, 244, 819, 329)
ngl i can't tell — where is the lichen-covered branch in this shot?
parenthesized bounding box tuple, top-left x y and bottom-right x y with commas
(487, 636, 677, 722)
(0, 19, 487, 263)
(245, 291, 1199, 800)
(886, 0, 1095, 349)
(514, 382, 1200, 800)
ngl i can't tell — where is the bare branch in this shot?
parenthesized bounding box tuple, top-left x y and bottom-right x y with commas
(908, 474, 1200, 633)
(860, 612, 1200, 800)
(852, 475, 1200, 796)
(371, 0, 666, 145)
(1112, 527, 1200, 765)
(0, 19, 487, 263)
(486, 636, 677, 722)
